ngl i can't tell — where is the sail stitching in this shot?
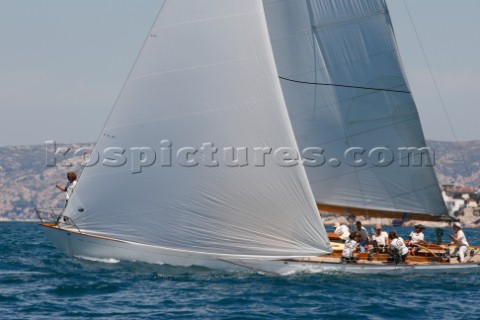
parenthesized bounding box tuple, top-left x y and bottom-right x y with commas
(309, 11, 386, 34)
(302, 0, 388, 214)
(272, 44, 401, 83)
(129, 54, 272, 82)
(279, 76, 410, 93)
(154, 10, 264, 31)
(309, 166, 441, 202)
(104, 97, 278, 131)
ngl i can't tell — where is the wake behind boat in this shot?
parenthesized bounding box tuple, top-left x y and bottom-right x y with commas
(39, 0, 480, 274)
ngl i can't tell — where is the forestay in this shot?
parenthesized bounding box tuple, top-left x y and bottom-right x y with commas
(64, 0, 331, 257)
(263, 0, 448, 218)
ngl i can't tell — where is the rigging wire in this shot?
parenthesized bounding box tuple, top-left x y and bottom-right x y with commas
(402, 0, 473, 187)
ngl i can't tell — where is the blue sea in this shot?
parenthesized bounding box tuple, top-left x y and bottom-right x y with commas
(1, 222, 480, 319)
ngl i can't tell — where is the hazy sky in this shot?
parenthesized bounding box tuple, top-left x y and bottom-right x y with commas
(0, 0, 479, 147)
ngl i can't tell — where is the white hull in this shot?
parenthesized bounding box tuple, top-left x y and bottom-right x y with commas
(231, 259, 480, 275)
(42, 225, 480, 275)
(41, 224, 248, 272)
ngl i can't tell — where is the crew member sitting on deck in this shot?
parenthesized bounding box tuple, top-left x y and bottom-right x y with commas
(408, 224, 425, 256)
(334, 222, 350, 241)
(371, 225, 389, 252)
(449, 222, 469, 262)
(354, 221, 369, 252)
(342, 232, 359, 263)
(388, 231, 408, 264)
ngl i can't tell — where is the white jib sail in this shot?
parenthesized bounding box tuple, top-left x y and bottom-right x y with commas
(64, 0, 331, 258)
(263, 0, 448, 216)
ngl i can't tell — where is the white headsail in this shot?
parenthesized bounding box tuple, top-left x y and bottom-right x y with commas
(64, 0, 331, 258)
(264, 0, 448, 219)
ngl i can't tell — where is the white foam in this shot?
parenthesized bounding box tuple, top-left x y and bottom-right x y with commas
(75, 255, 120, 264)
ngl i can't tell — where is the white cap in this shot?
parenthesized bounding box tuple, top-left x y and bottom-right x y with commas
(334, 222, 340, 228)
(453, 222, 462, 229)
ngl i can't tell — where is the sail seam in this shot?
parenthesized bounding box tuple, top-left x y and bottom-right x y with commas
(154, 10, 264, 31)
(312, 176, 442, 205)
(264, 1, 386, 36)
(309, 11, 386, 34)
(129, 54, 272, 82)
(279, 76, 410, 93)
(104, 97, 278, 132)
(310, 177, 442, 208)
(273, 47, 402, 82)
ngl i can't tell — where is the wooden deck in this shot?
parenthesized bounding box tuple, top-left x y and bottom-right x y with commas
(326, 234, 480, 265)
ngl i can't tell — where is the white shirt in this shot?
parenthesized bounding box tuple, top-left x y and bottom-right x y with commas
(409, 231, 424, 244)
(452, 230, 469, 247)
(390, 237, 408, 256)
(342, 239, 357, 258)
(334, 225, 351, 240)
(372, 231, 388, 246)
(66, 180, 77, 200)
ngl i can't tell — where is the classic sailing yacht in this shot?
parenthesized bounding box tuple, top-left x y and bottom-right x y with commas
(40, 0, 480, 274)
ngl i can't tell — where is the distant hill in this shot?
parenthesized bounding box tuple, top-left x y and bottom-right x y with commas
(0, 143, 92, 220)
(428, 140, 480, 187)
(0, 140, 479, 221)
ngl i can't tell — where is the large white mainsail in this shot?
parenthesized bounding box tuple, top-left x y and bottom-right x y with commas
(64, 0, 331, 258)
(263, 0, 449, 220)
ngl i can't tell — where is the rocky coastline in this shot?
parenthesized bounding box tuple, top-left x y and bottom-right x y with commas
(1, 140, 480, 224)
